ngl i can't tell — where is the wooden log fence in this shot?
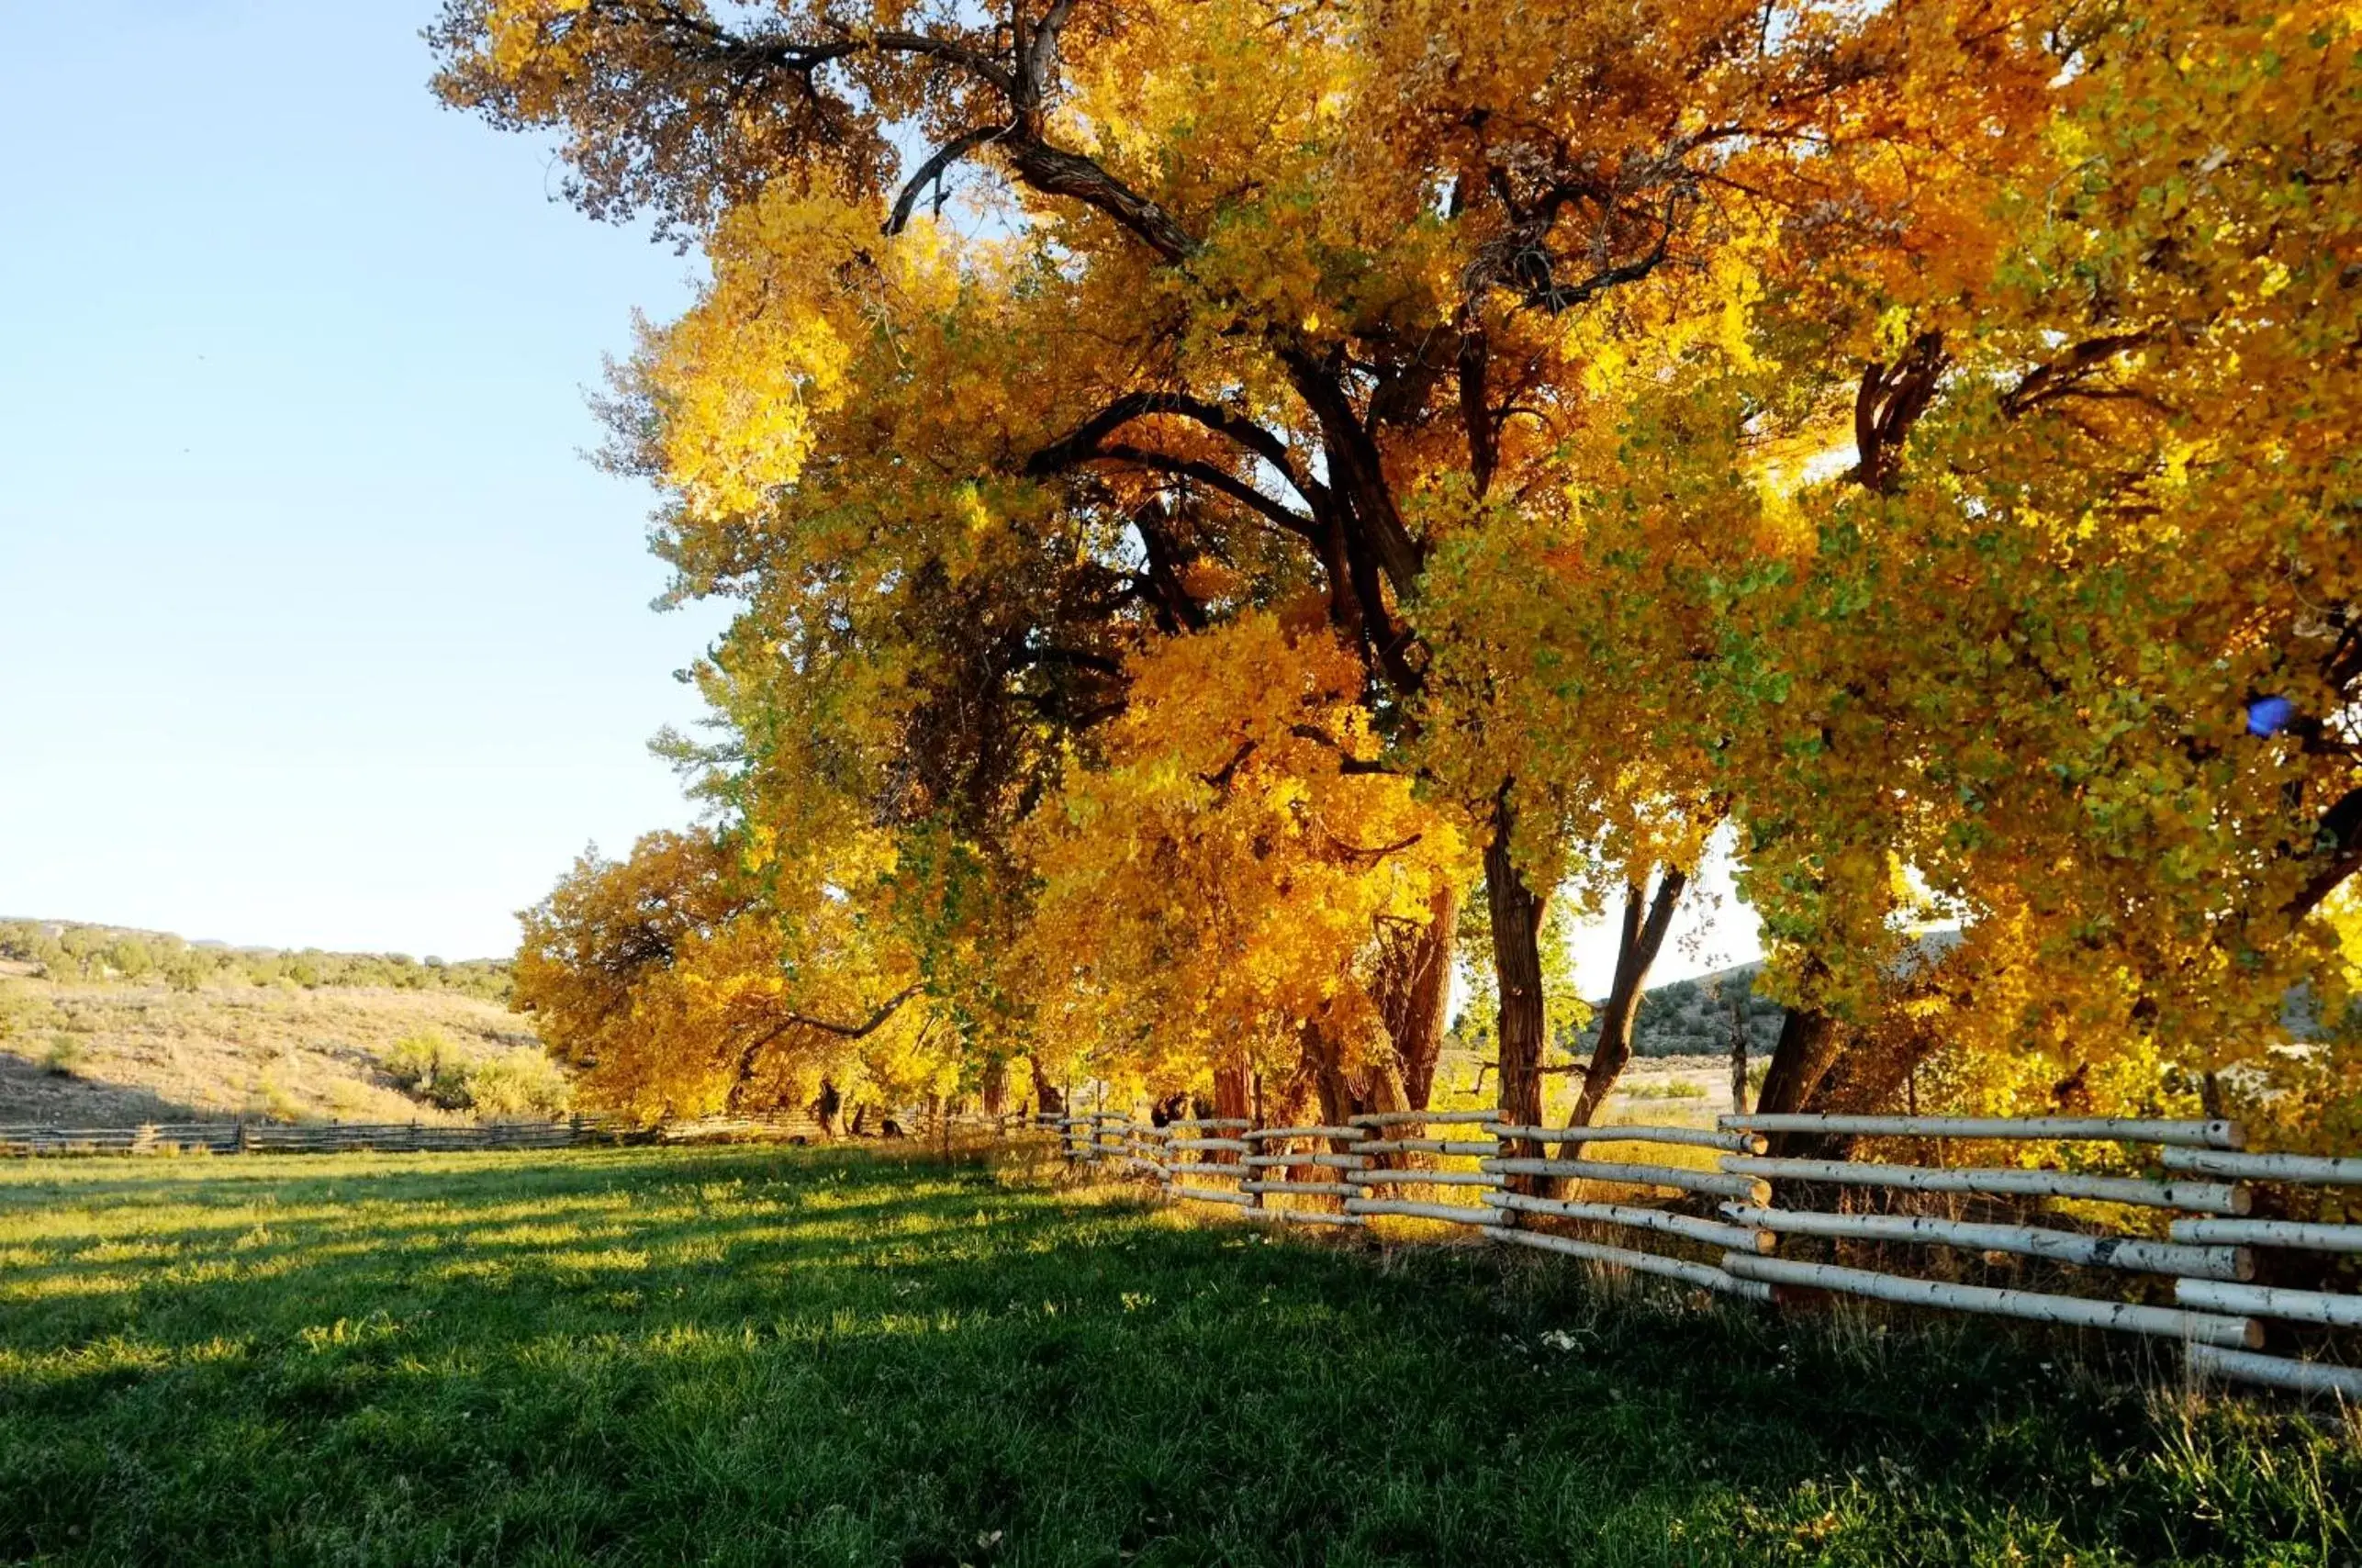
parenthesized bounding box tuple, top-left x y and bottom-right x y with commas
(1076, 1104, 2361, 1401)
(0, 1104, 1013, 1159)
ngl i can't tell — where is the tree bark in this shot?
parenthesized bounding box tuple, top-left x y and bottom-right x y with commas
(1567, 868, 1687, 1128)
(1029, 1058, 1065, 1116)
(1483, 785, 1550, 1183)
(1728, 990, 1752, 1117)
(980, 1057, 1008, 1117)
(1372, 883, 1460, 1111)
(1752, 1005, 1845, 1156)
(809, 1076, 843, 1138)
(1213, 1063, 1252, 1125)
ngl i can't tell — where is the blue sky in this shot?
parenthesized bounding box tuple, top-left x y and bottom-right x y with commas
(0, 1, 726, 959)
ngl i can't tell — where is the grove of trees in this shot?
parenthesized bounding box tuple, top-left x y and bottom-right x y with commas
(435, 0, 2362, 1156)
(0, 921, 511, 1002)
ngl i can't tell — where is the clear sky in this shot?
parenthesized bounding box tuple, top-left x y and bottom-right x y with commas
(0, 0, 1759, 987)
(0, 1, 725, 960)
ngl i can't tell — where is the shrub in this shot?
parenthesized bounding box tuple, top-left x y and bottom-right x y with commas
(385, 1030, 453, 1092)
(462, 1049, 572, 1118)
(42, 1034, 86, 1077)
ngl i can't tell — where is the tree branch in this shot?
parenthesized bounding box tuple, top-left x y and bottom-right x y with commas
(885, 122, 1010, 234)
(1027, 391, 1308, 496)
(1064, 443, 1322, 543)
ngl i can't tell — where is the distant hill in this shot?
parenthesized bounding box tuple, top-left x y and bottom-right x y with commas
(0, 918, 510, 1001)
(1573, 962, 1787, 1059)
(0, 920, 563, 1126)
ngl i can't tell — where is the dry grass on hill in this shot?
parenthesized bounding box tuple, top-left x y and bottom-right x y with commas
(0, 964, 553, 1126)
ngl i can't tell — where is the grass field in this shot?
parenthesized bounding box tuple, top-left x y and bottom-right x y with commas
(0, 1146, 2354, 1567)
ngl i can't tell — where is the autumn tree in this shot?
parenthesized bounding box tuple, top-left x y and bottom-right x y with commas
(1705, 0, 2362, 1137)
(436, 0, 2054, 1140)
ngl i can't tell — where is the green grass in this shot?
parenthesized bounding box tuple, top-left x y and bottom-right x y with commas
(0, 1146, 2353, 1567)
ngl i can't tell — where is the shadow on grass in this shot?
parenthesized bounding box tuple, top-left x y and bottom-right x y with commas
(0, 1144, 2353, 1567)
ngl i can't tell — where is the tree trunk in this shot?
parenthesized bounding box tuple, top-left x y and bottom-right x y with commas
(1568, 868, 1687, 1128)
(1483, 785, 1550, 1184)
(980, 1057, 1008, 1117)
(809, 1076, 844, 1138)
(1372, 882, 1459, 1110)
(1728, 991, 1751, 1117)
(1214, 1063, 1252, 1125)
(1752, 1005, 1845, 1156)
(1303, 1018, 1356, 1129)
(1030, 1058, 1065, 1116)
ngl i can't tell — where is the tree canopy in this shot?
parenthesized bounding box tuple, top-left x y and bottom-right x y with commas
(442, 0, 2362, 1153)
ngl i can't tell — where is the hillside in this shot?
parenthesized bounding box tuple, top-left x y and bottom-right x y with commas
(0, 921, 563, 1126)
(1587, 962, 1787, 1058)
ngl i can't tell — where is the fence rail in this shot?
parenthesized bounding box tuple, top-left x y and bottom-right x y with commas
(1048, 1103, 2361, 1403)
(0, 1106, 1019, 1159)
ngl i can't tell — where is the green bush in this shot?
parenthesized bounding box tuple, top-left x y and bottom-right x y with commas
(1622, 1077, 1707, 1100)
(383, 1032, 566, 1116)
(41, 1035, 86, 1077)
(461, 1049, 571, 1118)
(384, 1031, 453, 1092)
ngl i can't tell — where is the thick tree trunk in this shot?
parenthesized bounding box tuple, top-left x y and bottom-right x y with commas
(1372, 883, 1459, 1111)
(1304, 1020, 1355, 1129)
(1030, 1058, 1065, 1117)
(809, 1076, 844, 1138)
(1752, 1005, 1845, 1156)
(1213, 1063, 1252, 1125)
(1567, 868, 1687, 1128)
(980, 1057, 1008, 1117)
(1483, 786, 1550, 1183)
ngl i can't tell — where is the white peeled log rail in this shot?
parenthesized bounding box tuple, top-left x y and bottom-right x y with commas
(1487, 1191, 1771, 1253)
(1354, 1138, 1498, 1156)
(2159, 1147, 2362, 1184)
(1167, 1117, 1252, 1132)
(1720, 1253, 2263, 1348)
(1349, 1110, 1498, 1126)
(1241, 1152, 1370, 1169)
(1242, 1180, 1359, 1196)
(1167, 1161, 1248, 1179)
(1345, 1197, 1502, 1226)
(2187, 1344, 2362, 1400)
(2174, 1279, 2362, 1328)
(2170, 1217, 2362, 1253)
(1486, 1123, 1764, 1154)
(1720, 1156, 2248, 1215)
(1240, 1207, 1366, 1228)
(1494, 1226, 1771, 1301)
(1170, 1137, 1252, 1153)
(1352, 1169, 1497, 1187)
(1174, 1185, 1256, 1207)
(1717, 1204, 2254, 1281)
(1485, 1157, 1771, 1203)
(1243, 1126, 1368, 1141)
(1719, 1114, 2244, 1150)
